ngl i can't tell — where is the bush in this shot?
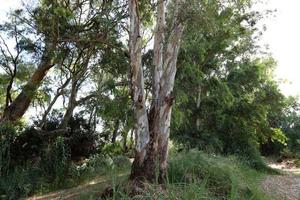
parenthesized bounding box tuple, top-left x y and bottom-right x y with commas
(168, 151, 232, 198)
(235, 144, 271, 172)
(0, 124, 17, 177)
(34, 112, 101, 160)
(102, 142, 124, 156)
(167, 151, 272, 199)
(9, 127, 44, 164)
(0, 165, 43, 200)
(40, 137, 70, 185)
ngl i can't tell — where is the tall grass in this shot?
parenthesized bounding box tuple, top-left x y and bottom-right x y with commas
(104, 151, 272, 200)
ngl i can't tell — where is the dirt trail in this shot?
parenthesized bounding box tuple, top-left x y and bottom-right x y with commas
(261, 159, 300, 200)
(27, 177, 107, 200)
(26, 173, 128, 200)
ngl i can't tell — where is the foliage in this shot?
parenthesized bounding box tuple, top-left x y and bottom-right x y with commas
(0, 124, 16, 177)
(170, 0, 292, 168)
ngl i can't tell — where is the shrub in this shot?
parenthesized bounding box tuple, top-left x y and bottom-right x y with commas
(102, 142, 124, 156)
(0, 124, 16, 176)
(40, 136, 70, 185)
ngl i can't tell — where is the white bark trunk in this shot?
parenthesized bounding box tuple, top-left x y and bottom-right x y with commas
(130, 0, 184, 182)
(129, 0, 150, 165)
(152, 0, 165, 99)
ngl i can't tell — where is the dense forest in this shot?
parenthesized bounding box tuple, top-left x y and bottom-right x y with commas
(0, 0, 300, 199)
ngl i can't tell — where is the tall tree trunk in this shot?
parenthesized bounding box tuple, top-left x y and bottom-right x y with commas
(0, 42, 56, 125)
(128, 0, 150, 181)
(129, 0, 184, 183)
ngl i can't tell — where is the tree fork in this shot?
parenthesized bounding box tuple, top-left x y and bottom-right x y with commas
(129, 0, 184, 184)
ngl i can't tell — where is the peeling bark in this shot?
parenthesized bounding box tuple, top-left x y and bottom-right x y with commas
(152, 0, 165, 99)
(129, 0, 184, 183)
(129, 0, 150, 177)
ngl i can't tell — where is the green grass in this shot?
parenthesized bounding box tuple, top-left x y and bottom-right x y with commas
(76, 151, 272, 200)
(1, 150, 272, 199)
(166, 151, 271, 200)
(0, 154, 132, 199)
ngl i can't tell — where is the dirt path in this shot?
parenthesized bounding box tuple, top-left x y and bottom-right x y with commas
(261, 159, 300, 200)
(26, 173, 128, 200)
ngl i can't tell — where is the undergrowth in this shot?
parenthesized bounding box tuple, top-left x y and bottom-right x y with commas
(0, 152, 131, 199)
(0, 123, 273, 200)
(77, 151, 272, 200)
(0, 124, 131, 199)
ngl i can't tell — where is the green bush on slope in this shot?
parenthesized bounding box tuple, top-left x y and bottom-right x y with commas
(167, 151, 271, 200)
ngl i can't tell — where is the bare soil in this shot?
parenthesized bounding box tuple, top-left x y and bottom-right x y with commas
(261, 159, 300, 200)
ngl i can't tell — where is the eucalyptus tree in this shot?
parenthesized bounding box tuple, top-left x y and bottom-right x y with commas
(0, 0, 127, 125)
(0, 11, 38, 115)
(172, 0, 258, 148)
(0, 0, 72, 124)
(128, 0, 185, 182)
(170, 0, 287, 161)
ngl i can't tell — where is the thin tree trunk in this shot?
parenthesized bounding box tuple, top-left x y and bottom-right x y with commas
(93, 108, 97, 132)
(59, 50, 92, 129)
(88, 106, 96, 127)
(59, 79, 78, 129)
(196, 85, 201, 130)
(5, 65, 16, 110)
(152, 0, 165, 99)
(38, 77, 71, 128)
(58, 84, 95, 129)
(123, 131, 128, 152)
(0, 42, 56, 125)
(111, 120, 120, 143)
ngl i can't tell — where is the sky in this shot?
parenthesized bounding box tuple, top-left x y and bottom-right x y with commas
(254, 0, 300, 97)
(0, 0, 300, 97)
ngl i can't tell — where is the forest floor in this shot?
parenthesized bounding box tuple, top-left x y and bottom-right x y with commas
(261, 158, 300, 200)
(27, 157, 300, 200)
